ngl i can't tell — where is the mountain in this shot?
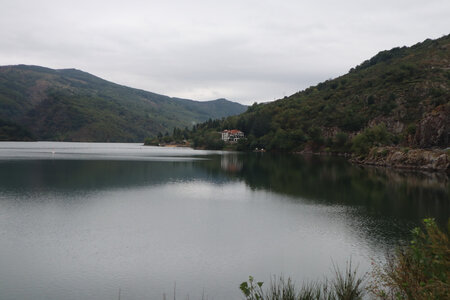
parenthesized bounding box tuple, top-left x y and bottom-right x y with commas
(0, 65, 247, 142)
(184, 35, 449, 153)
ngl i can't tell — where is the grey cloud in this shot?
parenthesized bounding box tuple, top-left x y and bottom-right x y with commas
(1, 0, 449, 104)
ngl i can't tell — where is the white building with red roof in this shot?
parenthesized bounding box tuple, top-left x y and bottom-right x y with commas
(221, 129, 244, 142)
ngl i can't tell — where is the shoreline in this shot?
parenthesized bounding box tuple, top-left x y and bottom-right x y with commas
(349, 147, 449, 172)
(146, 143, 450, 172)
(300, 147, 449, 172)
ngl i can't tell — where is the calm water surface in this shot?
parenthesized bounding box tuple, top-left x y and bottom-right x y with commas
(0, 142, 448, 299)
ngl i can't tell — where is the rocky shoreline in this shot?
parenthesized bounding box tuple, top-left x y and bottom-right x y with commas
(350, 147, 449, 172)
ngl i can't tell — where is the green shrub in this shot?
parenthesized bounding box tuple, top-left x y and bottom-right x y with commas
(351, 133, 371, 156)
(401, 147, 410, 154)
(370, 218, 450, 299)
(240, 261, 365, 300)
(406, 124, 416, 135)
(143, 137, 159, 146)
(382, 149, 389, 157)
(351, 124, 393, 155)
(331, 132, 351, 152)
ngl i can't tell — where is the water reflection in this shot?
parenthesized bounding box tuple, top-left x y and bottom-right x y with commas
(0, 160, 209, 193)
(1, 153, 447, 228)
(0, 145, 448, 300)
(209, 153, 449, 225)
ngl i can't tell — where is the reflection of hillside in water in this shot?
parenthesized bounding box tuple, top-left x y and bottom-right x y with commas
(1, 152, 447, 253)
(0, 159, 228, 197)
(1, 153, 447, 229)
(202, 153, 449, 227)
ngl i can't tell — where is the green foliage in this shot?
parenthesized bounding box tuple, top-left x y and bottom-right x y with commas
(354, 46, 408, 71)
(240, 261, 365, 300)
(190, 129, 225, 150)
(331, 261, 366, 300)
(350, 134, 370, 156)
(339, 112, 365, 132)
(144, 126, 192, 146)
(143, 137, 158, 146)
(351, 124, 393, 156)
(334, 132, 348, 148)
(370, 218, 450, 299)
(240, 276, 265, 300)
(331, 132, 351, 153)
(0, 119, 34, 141)
(405, 124, 416, 136)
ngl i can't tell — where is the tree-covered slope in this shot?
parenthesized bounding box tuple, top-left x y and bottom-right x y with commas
(0, 119, 34, 141)
(0, 65, 247, 142)
(187, 34, 450, 152)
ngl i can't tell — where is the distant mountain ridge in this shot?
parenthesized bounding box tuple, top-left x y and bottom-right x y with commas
(0, 65, 247, 142)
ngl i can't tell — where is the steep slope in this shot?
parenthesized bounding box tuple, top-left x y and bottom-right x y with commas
(189, 34, 449, 153)
(0, 65, 247, 142)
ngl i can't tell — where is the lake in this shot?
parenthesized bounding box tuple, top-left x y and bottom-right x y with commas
(0, 142, 448, 299)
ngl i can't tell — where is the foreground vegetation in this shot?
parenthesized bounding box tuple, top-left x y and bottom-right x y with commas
(240, 219, 449, 300)
(157, 34, 449, 155)
(370, 218, 449, 299)
(240, 262, 365, 300)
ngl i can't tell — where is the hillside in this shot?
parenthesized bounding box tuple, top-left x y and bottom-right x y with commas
(182, 35, 449, 154)
(0, 65, 247, 142)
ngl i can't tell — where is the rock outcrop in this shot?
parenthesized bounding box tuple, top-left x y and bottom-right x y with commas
(351, 147, 449, 171)
(414, 104, 449, 148)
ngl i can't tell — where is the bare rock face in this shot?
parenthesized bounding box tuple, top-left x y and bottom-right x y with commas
(321, 126, 340, 139)
(368, 117, 405, 134)
(414, 104, 450, 148)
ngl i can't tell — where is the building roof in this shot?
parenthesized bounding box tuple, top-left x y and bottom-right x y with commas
(222, 129, 243, 134)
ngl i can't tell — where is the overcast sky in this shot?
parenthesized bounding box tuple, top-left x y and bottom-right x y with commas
(1, 0, 449, 104)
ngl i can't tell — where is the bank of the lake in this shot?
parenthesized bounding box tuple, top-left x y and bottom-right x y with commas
(299, 146, 450, 172)
(350, 146, 450, 172)
(147, 141, 450, 172)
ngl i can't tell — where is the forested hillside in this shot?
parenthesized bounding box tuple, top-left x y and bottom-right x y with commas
(0, 65, 246, 142)
(178, 35, 449, 153)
